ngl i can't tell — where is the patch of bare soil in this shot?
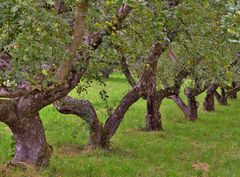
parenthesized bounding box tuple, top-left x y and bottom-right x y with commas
(57, 144, 94, 157)
(192, 162, 209, 172)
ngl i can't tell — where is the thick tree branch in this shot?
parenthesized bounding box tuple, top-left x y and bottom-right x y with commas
(170, 95, 190, 116)
(54, 96, 103, 145)
(103, 85, 143, 141)
(0, 99, 16, 123)
(56, 2, 88, 85)
(54, 96, 98, 126)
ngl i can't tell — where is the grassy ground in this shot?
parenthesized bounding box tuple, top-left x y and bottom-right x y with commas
(0, 73, 240, 177)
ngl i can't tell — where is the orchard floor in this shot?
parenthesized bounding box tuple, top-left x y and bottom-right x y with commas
(0, 73, 240, 177)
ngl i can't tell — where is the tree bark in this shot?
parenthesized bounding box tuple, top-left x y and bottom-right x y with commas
(145, 49, 162, 131)
(171, 88, 199, 121)
(0, 100, 52, 167)
(54, 96, 103, 146)
(204, 91, 215, 111)
(146, 94, 162, 131)
(187, 96, 198, 121)
(101, 84, 143, 147)
(101, 66, 114, 79)
(171, 95, 197, 121)
(229, 82, 238, 99)
(145, 0, 180, 131)
(10, 114, 52, 167)
(56, 2, 88, 85)
(119, 55, 137, 87)
(204, 84, 218, 112)
(215, 87, 228, 105)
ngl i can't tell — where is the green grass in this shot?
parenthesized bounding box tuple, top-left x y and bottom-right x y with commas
(0, 73, 240, 177)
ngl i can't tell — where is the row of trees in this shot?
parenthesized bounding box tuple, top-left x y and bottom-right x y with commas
(0, 0, 239, 168)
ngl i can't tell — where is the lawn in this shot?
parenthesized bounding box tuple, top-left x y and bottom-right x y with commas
(0, 73, 240, 177)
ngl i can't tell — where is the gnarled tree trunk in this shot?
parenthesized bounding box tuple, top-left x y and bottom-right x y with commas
(187, 96, 198, 121)
(204, 84, 218, 112)
(0, 100, 52, 167)
(145, 48, 162, 131)
(215, 87, 228, 105)
(101, 66, 114, 79)
(229, 82, 238, 99)
(0, 1, 89, 168)
(9, 114, 52, 167)
(171, 95, 198, 121)
(171, 85, 204, 121)
(204, 92, 215, 111)
(146, 93, 162, 131)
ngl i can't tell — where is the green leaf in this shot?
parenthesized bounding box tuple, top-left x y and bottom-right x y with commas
(11, 5, 19, 13)
(46, 0, 55, 5)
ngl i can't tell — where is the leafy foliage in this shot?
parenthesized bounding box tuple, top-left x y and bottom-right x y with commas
(0, 1, 71, 87)
(222, 1, 240, 43)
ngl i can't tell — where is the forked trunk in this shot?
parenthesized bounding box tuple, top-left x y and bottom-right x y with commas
(171, 95, 198, 121)
(144, 42, 163, 131)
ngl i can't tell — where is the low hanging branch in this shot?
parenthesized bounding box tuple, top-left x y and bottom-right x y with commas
(54, 96, 103, 145)
(54, 42, 167, 147)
